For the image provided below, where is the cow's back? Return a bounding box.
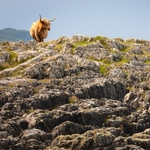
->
[30,22,37,40]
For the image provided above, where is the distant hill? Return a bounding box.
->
[0,28,32,42]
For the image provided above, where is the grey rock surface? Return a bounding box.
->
[0,35,150,149]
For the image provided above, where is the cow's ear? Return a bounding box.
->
[39,19,45,24]
[40,20,44,24]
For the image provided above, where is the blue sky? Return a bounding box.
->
[0,0,150,41]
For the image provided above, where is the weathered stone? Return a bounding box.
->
[0,49,10,64]
[107,39,126,50]
[0,35,150,149]
[51,128,115,149]
[74,44,108,60]
[20,128,49,142]
[51,121,94,139]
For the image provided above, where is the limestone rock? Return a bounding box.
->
[0,35,150,149]
[51,128,115,149]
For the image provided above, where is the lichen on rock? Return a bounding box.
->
[0,35,150,149]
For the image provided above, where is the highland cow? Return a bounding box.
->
[30,14,56,42]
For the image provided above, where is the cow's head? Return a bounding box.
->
[39,14,56,31]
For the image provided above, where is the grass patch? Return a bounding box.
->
[26,109,35,114]
[120,47,128,52]
[72,36,108,53]
[120,46,132,53]
[100,65,107,75]
[9,66,25,77]
[99,56,128,76]
[53,35,109,54]
[0,64,25,79]
[71,44,77,54]
[54,43,63,52]
[33,88,39,94]
[93,35,108,42]
[72,40,90,51]
[68,96,78,103]
[0,64,8,70]
[92,36,109,49]
[42,42,49,48]
[100,63,111,76]
[99,58,112,75]
[114,57,129,65]
[0,47,35,76]
[104,114,112,123]
[145,55,150,64]
[0,47,18,71]
[9,51,17,62]
[39,78,50,83]
[18,56,34,63]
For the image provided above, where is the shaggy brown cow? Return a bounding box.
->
[30,14,56,42]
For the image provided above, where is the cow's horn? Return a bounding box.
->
[50,16,56,22]
[39,14,42,21]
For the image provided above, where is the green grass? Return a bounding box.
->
[114,57,129,65]
[100,65,107,75]
[53,35,109,54]
[99,56,129,76]
[0,47,35,78]
[39,78,50,83]
[0,48,18,71]
[99,59,111,75]
[92,36,109,49]
[18,56,34,63]
[68,96,78,103]
[71,40,90,53]
[0,47,35,73]
[145,55,150,64]
[74,35,108,47]
[54,43,63,52]
[69,35,109,54]
[92,35,107,42]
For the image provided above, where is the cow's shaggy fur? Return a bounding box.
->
[30,15,56,42]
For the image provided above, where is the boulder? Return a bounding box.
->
[51,128,115,149]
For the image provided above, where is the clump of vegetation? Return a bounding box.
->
[41,42,49,48]
[0,47,35,78]
[0,47,18,71]
[33,87,39,94]
[100,65,108,76]
[11,65,25,77]
[114,57,129,66]
[39,78,50,83]
[71,35,109,54]
[92,36,108,47]
[68,96,78,103]
[54,43,63,52]
[18,56,34,64]
[52,35,110,55]
[144,54,150,64]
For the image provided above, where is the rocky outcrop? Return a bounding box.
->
[0,35,150,149]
